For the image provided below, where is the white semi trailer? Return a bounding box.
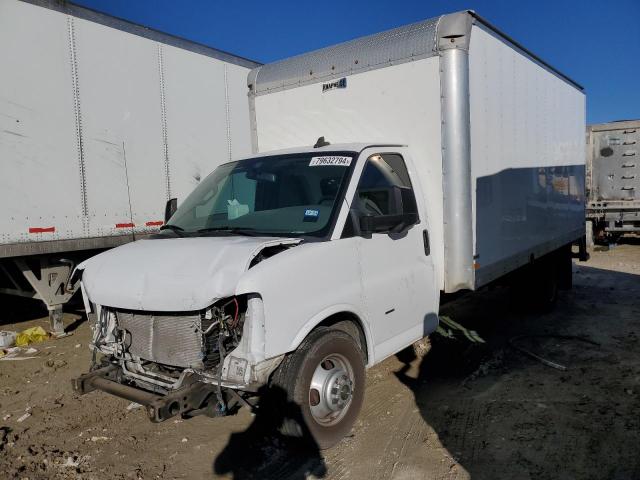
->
[73,11,587,448]
[586,119,640,242]
[0,0,258,332]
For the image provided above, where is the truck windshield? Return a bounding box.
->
[165,152,356,238]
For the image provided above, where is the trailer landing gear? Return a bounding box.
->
[48,306,65,337]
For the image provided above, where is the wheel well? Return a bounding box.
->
[315,312,369,364]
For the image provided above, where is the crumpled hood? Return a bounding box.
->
[79,236,300,311]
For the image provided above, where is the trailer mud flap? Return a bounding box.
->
[72,367,216,422]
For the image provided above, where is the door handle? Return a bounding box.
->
[423,229,430,256]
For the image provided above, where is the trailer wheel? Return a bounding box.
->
[608,233,622,245]
[271,327,365,449]
[593,221,607,245]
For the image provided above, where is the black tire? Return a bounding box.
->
[510,255,559,313]
[531,257,558,312]
[593,222,607,245]
[608,233,622,245]
[558,245,573,291]
[271,327,365,450]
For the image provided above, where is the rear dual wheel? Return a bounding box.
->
[511,254,560,313]
[271,327,365,449]
[532,260,558,312]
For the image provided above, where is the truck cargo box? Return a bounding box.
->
[247,10,586,293]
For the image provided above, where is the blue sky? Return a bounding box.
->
[75,0,639,124]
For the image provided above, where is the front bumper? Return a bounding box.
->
[72,365,218,422]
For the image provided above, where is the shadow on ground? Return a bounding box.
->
[0,294,50,326]
[394,264,640,480]
[213,385,327,480]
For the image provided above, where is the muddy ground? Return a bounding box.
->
[1,242,639,480]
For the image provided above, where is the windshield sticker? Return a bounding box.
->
[303,209,320,222]
[309,156,352,167]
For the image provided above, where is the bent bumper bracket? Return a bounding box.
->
[72,366,216,422]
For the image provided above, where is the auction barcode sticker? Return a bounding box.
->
[309,156,352,167]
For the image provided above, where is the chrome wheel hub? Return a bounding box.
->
[309,353,354,426]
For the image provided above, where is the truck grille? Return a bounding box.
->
[115,310,218,369]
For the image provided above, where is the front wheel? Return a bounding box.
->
[271,327,365,449]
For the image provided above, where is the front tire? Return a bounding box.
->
[271,327,365,449]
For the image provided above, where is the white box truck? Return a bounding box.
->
[73,11,586,448]
[0,0,258,332]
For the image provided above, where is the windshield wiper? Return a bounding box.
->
[159,224,186,237]
[196,226,258,236]
[160,224,184,232]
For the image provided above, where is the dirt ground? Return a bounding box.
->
[1,242,639,480]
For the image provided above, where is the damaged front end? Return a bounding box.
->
[73,294,279,422]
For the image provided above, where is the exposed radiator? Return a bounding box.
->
[115,310,216,369]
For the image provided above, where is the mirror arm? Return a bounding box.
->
[390,220,408,234]
[359,212,417,235]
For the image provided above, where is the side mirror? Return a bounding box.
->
[164,198,178,223]
[359,212,418,235]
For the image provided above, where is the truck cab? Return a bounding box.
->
[74,143,439,448]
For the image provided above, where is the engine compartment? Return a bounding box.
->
[90,297,247,395]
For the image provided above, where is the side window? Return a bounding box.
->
[355,153,417,217]
[342,153,418,238]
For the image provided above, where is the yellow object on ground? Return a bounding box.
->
[15,326,49,347]
[0,350,5,359]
